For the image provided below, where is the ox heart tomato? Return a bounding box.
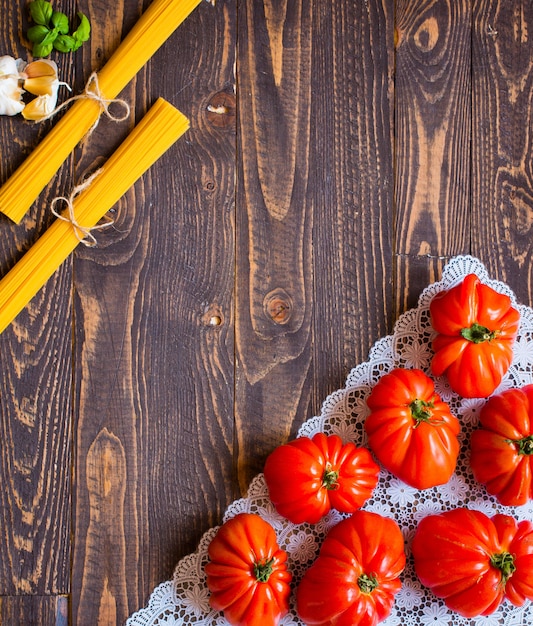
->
[430,273,520,398]
[263,432,379,524]
[470,385,533,506]
[364,367,460,489]
[296,510,406,626]
[204,513,292,626]
[412,508,533,617]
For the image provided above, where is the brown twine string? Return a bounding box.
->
[50,168,115,247]
[37,71,130,133]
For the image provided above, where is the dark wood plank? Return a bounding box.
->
[394,0,472,310]
[235,0,315,490]
[0,595,68,626]
[472,0,533,303]
[0,0,78,600]
[0,289,72,597]
[235,0,395,491]
[70,1,236,623]
[308,0,395,389]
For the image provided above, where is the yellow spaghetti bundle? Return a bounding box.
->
[0,98,189,335]
[0,0,202,223]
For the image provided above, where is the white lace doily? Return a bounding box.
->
[126,256,533,626]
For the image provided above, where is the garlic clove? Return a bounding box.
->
[21,93,57,121]
[22,59,59,96]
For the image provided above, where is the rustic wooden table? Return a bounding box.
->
[0,0,532,624]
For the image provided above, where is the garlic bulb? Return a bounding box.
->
[0,55,25,116]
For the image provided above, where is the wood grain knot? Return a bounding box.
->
[206,92,236,130]
[414,17,439,52]
[263,289,292,325]
[202,303,224,327]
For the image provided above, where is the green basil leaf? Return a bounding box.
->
[51,11,70,35]
[27,24,50,44]
[40,27,59,45]
[29,0,53,27]
[53,34,75,53]
[33,40,54,57]
[71,11,91,49]
[32,25,58,56]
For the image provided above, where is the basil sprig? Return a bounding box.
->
[27,1,91,57]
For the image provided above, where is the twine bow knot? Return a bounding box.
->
[38,71,130,133]
[82,72,131,131]
[50,169,114,247]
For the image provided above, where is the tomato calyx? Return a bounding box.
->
[253,557,275,583]
[507,434,533,456]
[357,572,379,594]
[322,463,340,490]
[460,322,498,344]
[409,398,438,427]
[490,551,516,584]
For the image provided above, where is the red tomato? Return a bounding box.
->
[430,273,520,398]
[205,513,292,626]
[364,368,460,489]
[470,385,533,506]
[263,432,380,524]
[412,508,533,617]
[296,510,406,626]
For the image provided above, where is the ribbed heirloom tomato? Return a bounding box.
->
[263,432,380,524]
[205,513,292,626]
[430,273,520,398]
[364,367,460,489]
[412,508,533,617]
[470,385,533,506]
[296,510,406,626]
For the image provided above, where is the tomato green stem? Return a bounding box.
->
[461,322,497,344]
[490,551,516,583]
[409,398,434,426]
[358,573,379,594]
[505,434,533,455]
[322,464,340,490]
[253,557,274,583]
